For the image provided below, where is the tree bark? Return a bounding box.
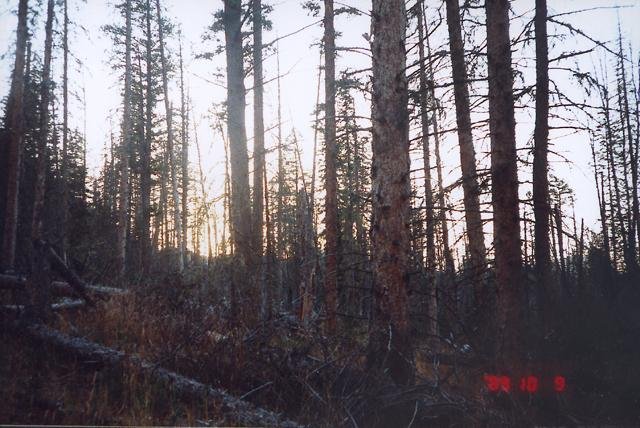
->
[485,0,523,363]
[323,0,338,333]
[224,0,253,270]
[31,0,55,241]
[179,34,189,262]
[368,0,413,386]
[444,0,486,292]
[252,0,265,260]
[1,0,29,272]
[532,0,552,311]
[61,0,69,259]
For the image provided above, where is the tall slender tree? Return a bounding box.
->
[252,0,265,261]
[485,0,523,362]
[532,0,552,302]
[156,0,184,271]
[116,0,134,279]
[323,0,338,332]
[32,0,55,240]
[179,32,189,260]
[140,0,154,274]
[444,0,486,291]
[368,0,413,386]
[416,1,437,338]
[61,0,70,258]
[224,0,253,270]
[1,0,29,272]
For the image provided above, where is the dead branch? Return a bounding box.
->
[10,322,303,428]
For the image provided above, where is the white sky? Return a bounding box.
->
[1,0,639,255]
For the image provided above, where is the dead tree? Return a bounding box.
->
[1,0,29,272]
[444,0,486,293]
[323,0,338,332]
[156,0,185,271]
[368,0,413,386]
[485,0,523,363]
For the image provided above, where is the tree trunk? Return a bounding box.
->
[252,0,265,260]
[444,0,486,292]
[323,0,338,333]
[618,33,639,271]
[532,0,552,312]
[61,0,69,259]
[140,0,153,275]
[156,0,184,271]
[416,1,437,339]
[31,0,55,241]
[485,0,523,363]
[368,0,413,386]
[116,0,133,280]
[1,0,29,272]
[224,0,253,271]
[179,34,189,263]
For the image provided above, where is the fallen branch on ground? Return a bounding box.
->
[0,274,127,298]
[9,322,303,427]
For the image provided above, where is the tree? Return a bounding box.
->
[368,0,413,386]
[485,0,523,362]
[116,0,134,279]
[61,0,70,259]
[179,32,189,263]
[224,0,253,271]
[31,0,55,240]
[252,0,265,262]
[156,0,184,271]
[415,1,437,338]
[140,0,154,275]
[444,0,486,292]
[323,0,338,332]
[532,0,552,304]
[1,0,29,272]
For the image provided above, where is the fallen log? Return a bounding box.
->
[40,241,96,307]
[0,274,127,298]
[14,323,303,427]
[2,298,86,314]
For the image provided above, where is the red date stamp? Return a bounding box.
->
[483,374,566,393]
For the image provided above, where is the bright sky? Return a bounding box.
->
[1,0,639,255]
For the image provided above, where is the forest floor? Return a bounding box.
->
[2,276,640,426]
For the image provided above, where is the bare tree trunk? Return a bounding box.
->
[116,0,133,280]
[368,0,413,386]
[32,0,55,241]
[416,2,437,338]
[179,33,189,263]
[224,0,253,271]
[156,0,184,271]
[554,203,566,293]
[532,0,552,314]
[323,0,338,333]
[485,0,523,363]
[61,0,69,259]
[275,45,284,309]
[444,0,486,291]
[252,0,265,260]
[141,0,153,274]
[423,10,454,278]
[193,111,212,264]
[618,32,639,271]
[310,48,322,255]
[1,0,29,272]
